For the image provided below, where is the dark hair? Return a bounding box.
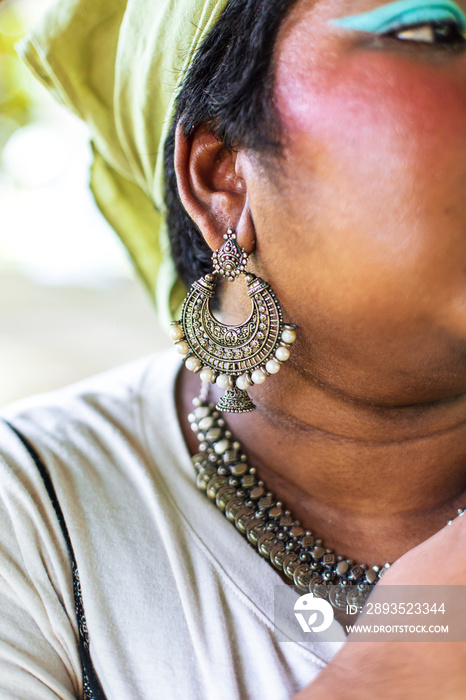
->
[163,0,299,289]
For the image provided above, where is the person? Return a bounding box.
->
[1,0,466,697]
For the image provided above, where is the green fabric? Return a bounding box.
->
[18,0,229,329]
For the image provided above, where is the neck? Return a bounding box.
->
[177,362,466,567]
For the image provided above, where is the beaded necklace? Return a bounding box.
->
[188,393,466,613]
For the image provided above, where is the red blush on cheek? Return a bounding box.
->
[275,46,466,171]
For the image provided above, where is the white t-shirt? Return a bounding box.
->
[0,349,345,700]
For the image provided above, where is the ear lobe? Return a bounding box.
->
[174,123,254,253]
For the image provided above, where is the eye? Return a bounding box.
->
[389,21,466,45]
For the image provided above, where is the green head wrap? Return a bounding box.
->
[19,0,230,329]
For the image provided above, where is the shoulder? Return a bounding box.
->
[0,348,184,516]
[0,348,180,455]
[2,352,154,433]
[0,346,184,580]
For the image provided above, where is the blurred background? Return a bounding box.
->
[0,0,170,407]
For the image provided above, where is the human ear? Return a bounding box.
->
[174,122,255,254]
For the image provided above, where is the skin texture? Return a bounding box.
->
[174,0,466,695]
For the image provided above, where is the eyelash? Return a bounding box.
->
[387,21,466,46]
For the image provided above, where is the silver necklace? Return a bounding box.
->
[188,392,466,613]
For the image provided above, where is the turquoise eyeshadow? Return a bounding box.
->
[330,0,466,34]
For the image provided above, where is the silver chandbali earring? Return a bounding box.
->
[170,229,297,414]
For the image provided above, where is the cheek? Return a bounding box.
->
[273,49,466,325]
[276,49,466,173]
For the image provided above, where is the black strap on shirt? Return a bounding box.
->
[3,420,108,700]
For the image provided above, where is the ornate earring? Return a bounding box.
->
[170,229,297,414]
